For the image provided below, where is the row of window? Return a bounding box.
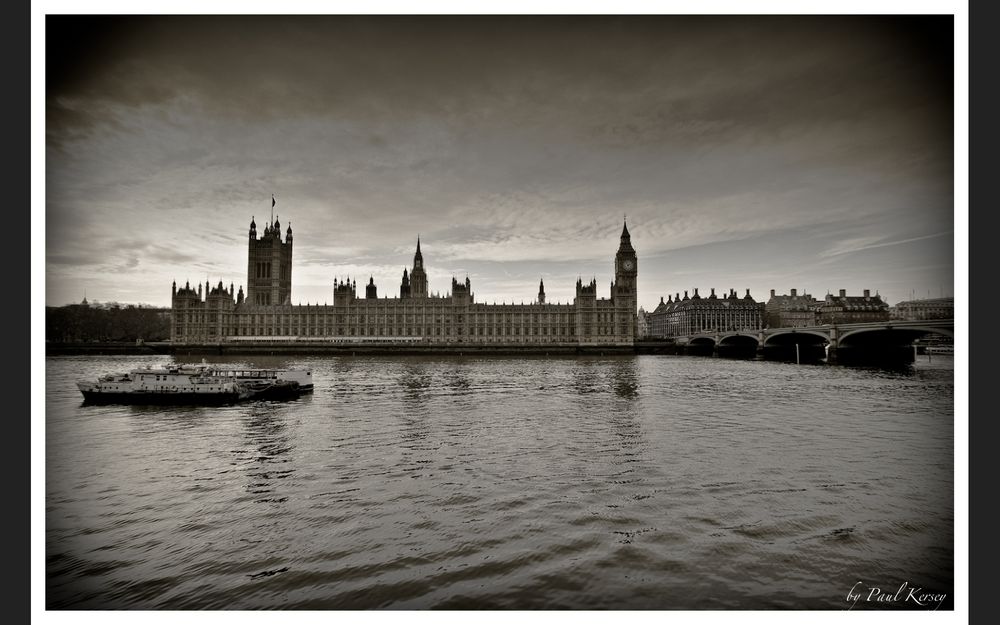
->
[180,325,622,336]
[253,261,272,279]
[176,325,633,338]
[655,315,762,322]
[178,317,608,329]
[216,312,626,324]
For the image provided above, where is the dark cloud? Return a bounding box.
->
[47,16,951,139]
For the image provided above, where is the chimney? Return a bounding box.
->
[770,289,775,298]
[863,289,870,298]
[790,288,797,296]
[710,288,715,296]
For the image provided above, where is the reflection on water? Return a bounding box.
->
[610,358,640,400]
[47,354,953,609]
[126,404,209,433]
[400,364,432,405]
[239,405,294,505]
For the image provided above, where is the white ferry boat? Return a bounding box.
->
[77,363,312,404]
[171,362,314,391]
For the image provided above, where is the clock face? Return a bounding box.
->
[623,259,634,271]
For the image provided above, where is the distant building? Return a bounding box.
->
[648,288,764,338]
[636,307,651,338]
[171,215,639,346]
[649,297,669,338]
[817,289,889,324]
[891,297,953,320]
[765,289,819,328]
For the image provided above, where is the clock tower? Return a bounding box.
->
[614,219,638,343]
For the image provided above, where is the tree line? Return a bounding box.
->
[46,305,171,343]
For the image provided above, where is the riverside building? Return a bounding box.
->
[171,216,639,347]
[764,289,819,328]
[891,296,953,321]
[817,289,890,324]
[648,288,764,338]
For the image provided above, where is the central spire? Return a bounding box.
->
[617,218,635,254]
[410,235,428,297]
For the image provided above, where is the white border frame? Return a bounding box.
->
[32,2,970,624]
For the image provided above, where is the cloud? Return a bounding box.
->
[45,15,954,308]
[819,231,953,259]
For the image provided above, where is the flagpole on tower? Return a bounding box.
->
[271,194,275,226]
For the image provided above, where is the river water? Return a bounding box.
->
[45,354,954,609]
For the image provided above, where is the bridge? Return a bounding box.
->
[674,319,954,362]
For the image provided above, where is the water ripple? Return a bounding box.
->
[46,354,954,609]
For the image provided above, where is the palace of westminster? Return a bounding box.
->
[170,214,640,346]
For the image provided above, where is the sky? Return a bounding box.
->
[45,15,955,310]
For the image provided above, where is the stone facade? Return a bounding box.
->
[636,307,650,338]
[765,289,819,328]
[246,216,292,306]
[891,297,953,321]
[171,218,639,347]
[817,289,889,324]
[648,288,764,338]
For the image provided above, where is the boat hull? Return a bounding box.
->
[80,390,245,405]
[244,381,307,400]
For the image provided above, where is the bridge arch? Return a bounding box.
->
[717,333,760,347]
[762,330,830,346]
[687,335,717,347]
[839,325,954,343]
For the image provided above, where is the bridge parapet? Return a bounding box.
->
[662,319,953,362]
[670,319,953,347]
